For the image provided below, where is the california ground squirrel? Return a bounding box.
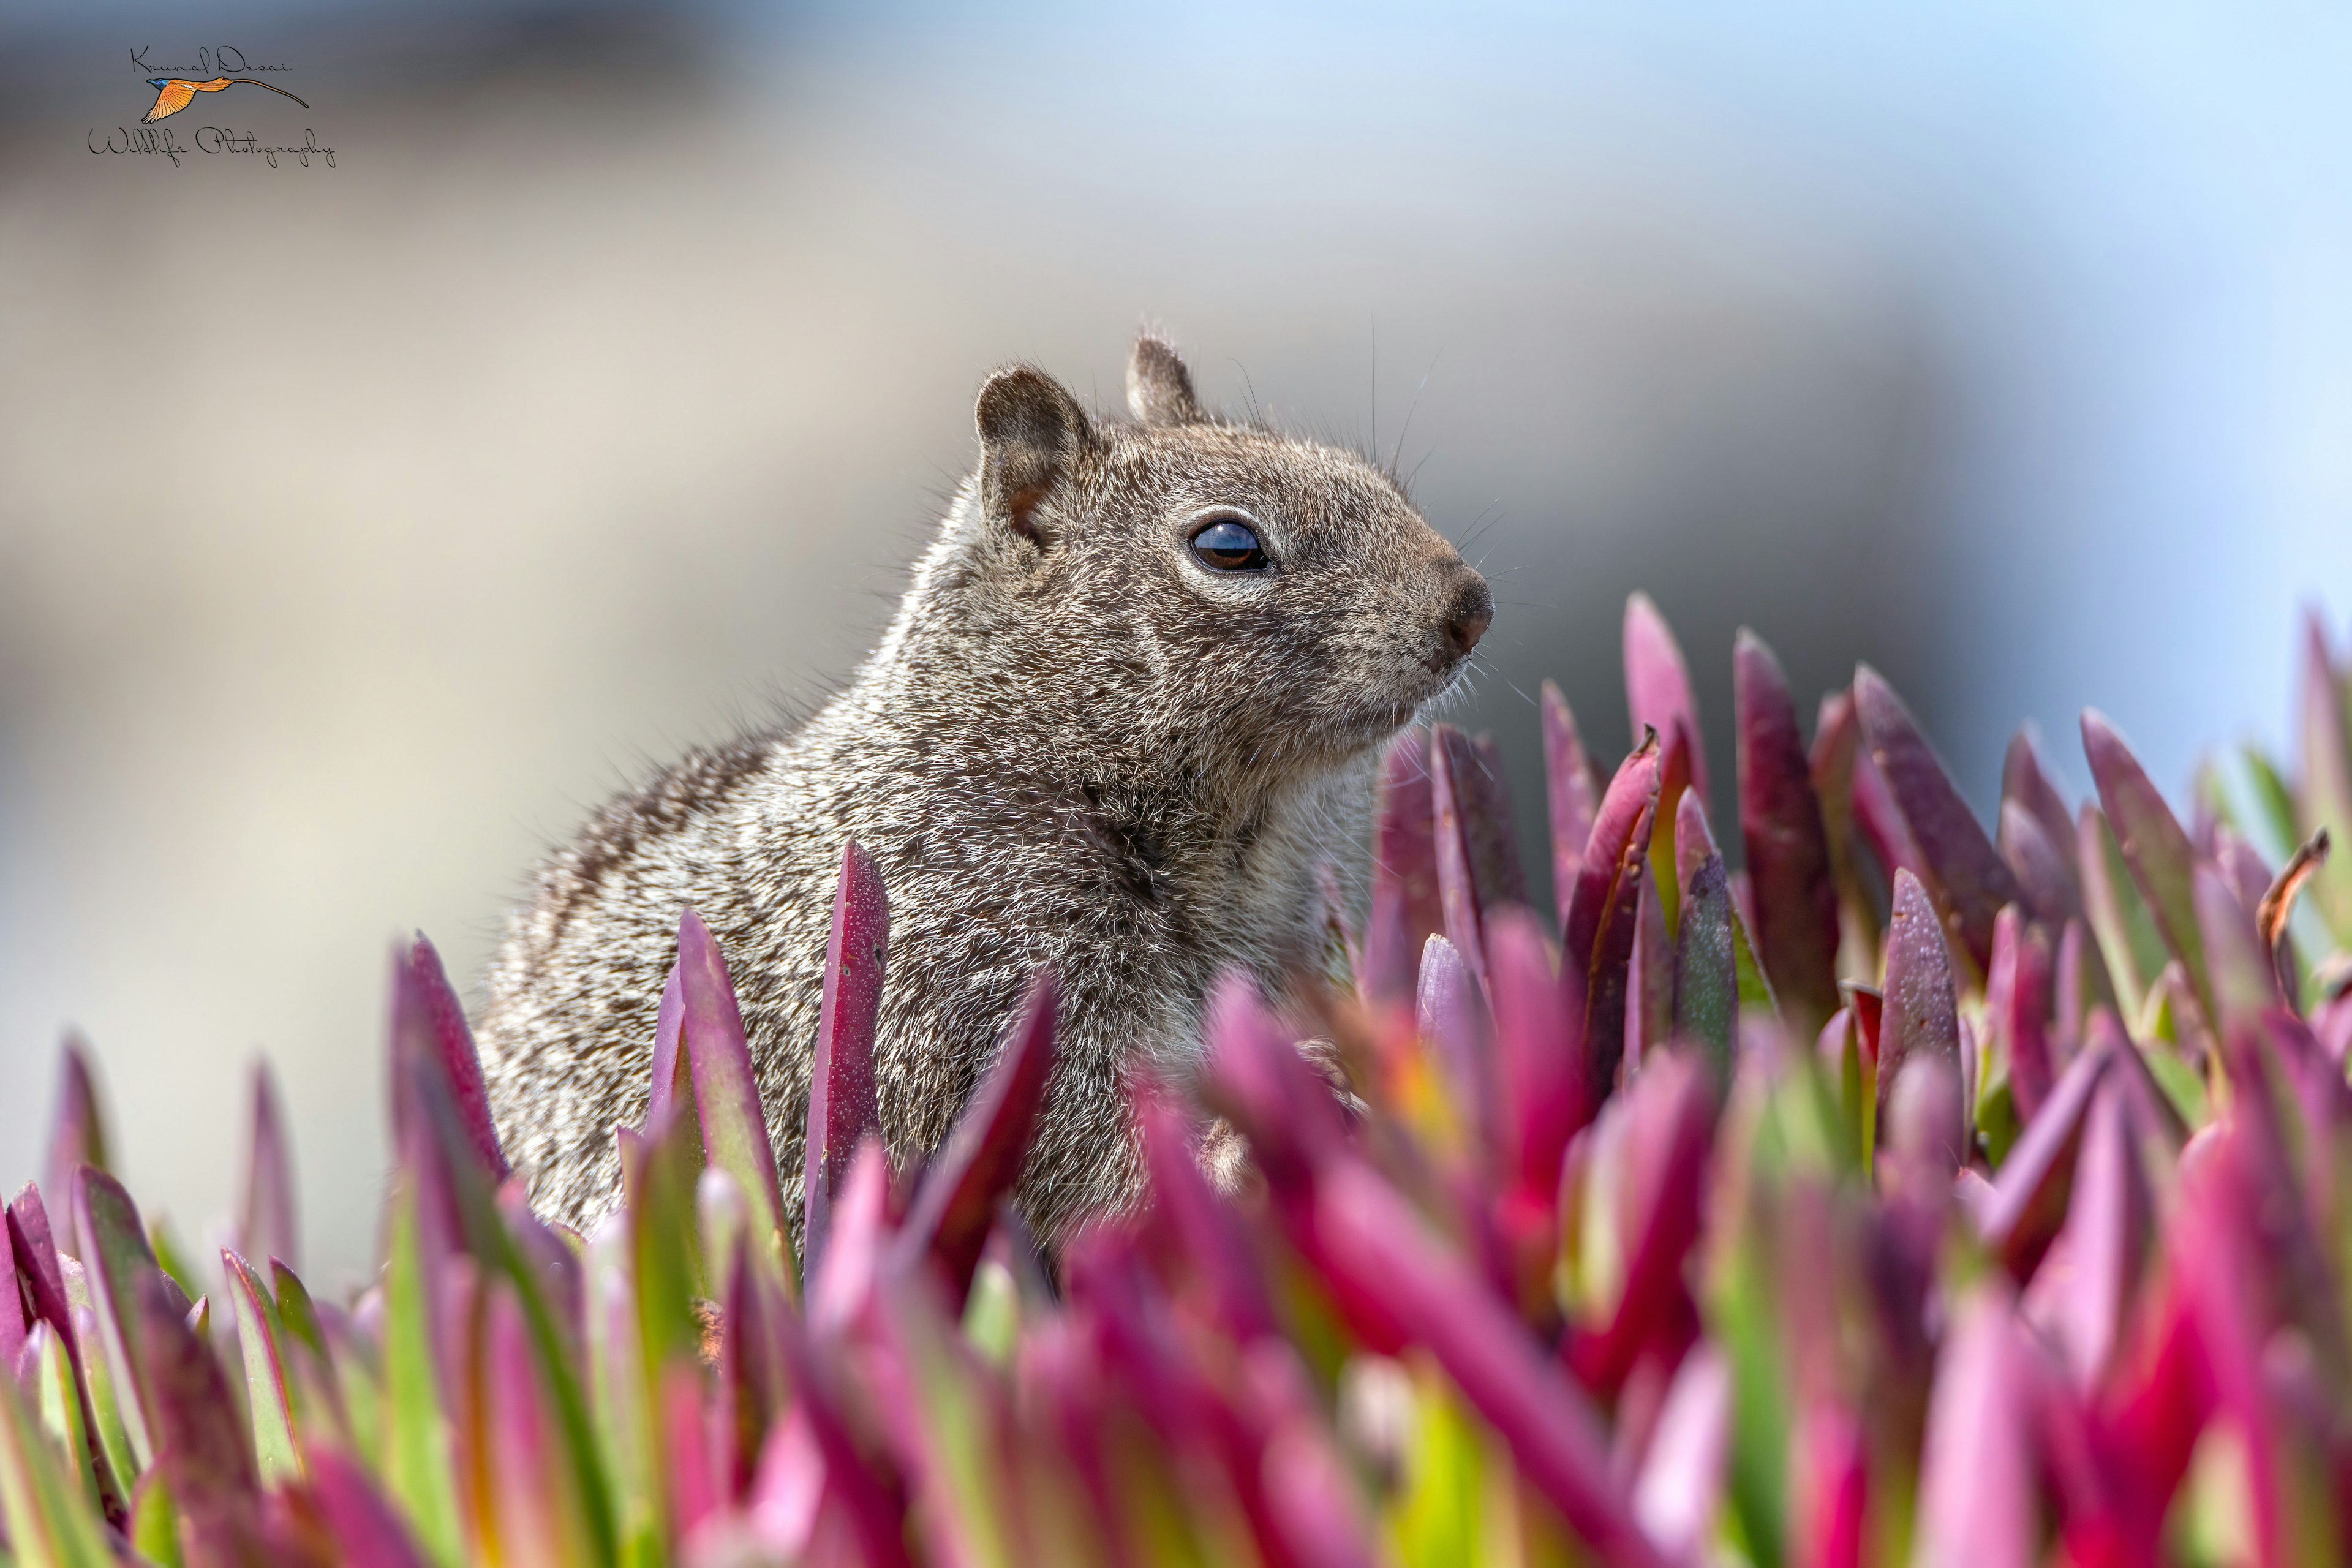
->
[476,331,1494,1241]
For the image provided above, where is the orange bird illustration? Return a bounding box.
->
[142,77,309,124]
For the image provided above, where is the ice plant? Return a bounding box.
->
[7,598,2352,1567]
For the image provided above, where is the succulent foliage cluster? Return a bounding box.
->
[6,598,2352,1567]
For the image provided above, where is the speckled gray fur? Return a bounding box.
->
[476,331,1493,1243]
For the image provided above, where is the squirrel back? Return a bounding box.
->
[476,330,1494,1240]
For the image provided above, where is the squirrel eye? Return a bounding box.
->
[1189,516,1269,573]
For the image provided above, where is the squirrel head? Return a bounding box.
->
[895,331,1492,790]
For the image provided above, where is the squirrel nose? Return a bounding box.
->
[1444,571,1494,657]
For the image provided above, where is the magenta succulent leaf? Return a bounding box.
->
[42,1036,109,1238]
[675,908,794,1288]
[389,933,511,1184]
[1137,1092,1278,1346]
[136,1268,266,1560]
[645,960,692,1139]
[1363,728,1442,1005]
[304,1450,437,1568]
[72,1166,163,1469]
[1431,725,1491,994]
[1416,934,1496,1155]
[2082,712,2215,1031]
[1485,908,1588,1218]
[1913,1287,2042,1568]
[1565,1049,1715,1400]
[2192,863,2277,1031]
[1996,801,2080,932]
[1985,907,2055,1124]
[1877,871,1962,1123]
[769,1301,915,1568]
[895,969,1058,1308]
[1733,630,1842,1035]
[1543,681,1604,933]
[1467,732,1529,910]
[2019,1072,2152,1389]
[1855,666,2021,974]
[2001,731,2079,881]
[1562,735,1662,1116]
[1313,1158,1668,1567]
[1624,591,1710,809]
[240,1060,300,1275]
[0,1215,21,1372]
[806,839,889,1266]
[1975,1041,2109,1280]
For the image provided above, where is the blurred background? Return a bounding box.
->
[4,0,2349,1285]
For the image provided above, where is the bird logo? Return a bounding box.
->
[141,77,309,125]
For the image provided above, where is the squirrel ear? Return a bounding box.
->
[976,365,1093,543]
[1126,331,1203,425]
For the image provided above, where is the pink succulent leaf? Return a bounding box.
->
[137,1268,266,1553]
[2192,864,2278,1033]
[1790,1401,1868,1568]
[1261,1415,1381,1568]
[1631,1346,1730,1563]
[0,1206,24,1373]
[1733,629,1842,1035]
[2081,711,2215,1029]
[1624,591,1711,807]
[895,970,1058,1308]
[2211,825,2274,917]
[2001,731,2081,899]
[1996,801,2081,932]
[676,909,794,1286]
[1485,908,1588,1215]
[1467,731,1531,911]
[1563,736,1662,1115]
[1565,1050,1714,1398]
[806,840,889,1265]
[1430,725,1491,995]
[1543,681,1604,933]
[1878,870,1962,1125]
[1203,973,1351,1203]
[220,1249,300,1485]
[304,1449,437,1568]
[1850,739,1931,911]
[4,1180,120,1528]
[1313,1159,1669,1567]
[1364,729,1442,1005]
[1139,1093,1279,1346]
[1855,667,2021,974]
[389,934,511,1184]
[1914,1287,2042,1568]
[663,1360,724,1541]
[2019,1073,2152,1390]
[42,1036,110,1237]
[2210,1026,2352,1387]
[809,1138,892,1340]
[745,1406,826,1556]
[771,1291,917,1568]
[239,1061,300,1276]
[1985,907,2056,1125]
[1976,1041,2111,1280]
[1416,934,1496,1156]
[645,960,691,1134]
[479,1283,597,1568]
[73,1166,162,1468]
